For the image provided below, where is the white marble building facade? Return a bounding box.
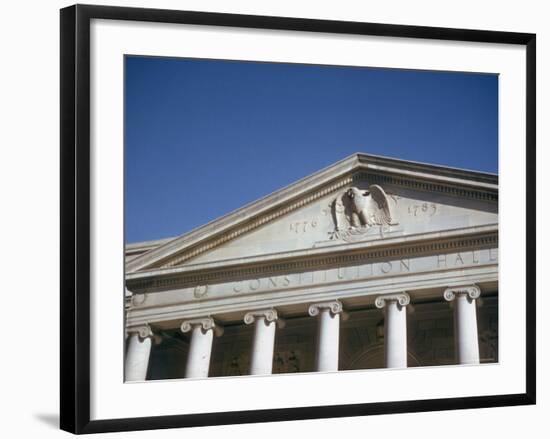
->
[124,154,498,381]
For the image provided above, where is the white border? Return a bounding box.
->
[90,19,526,420]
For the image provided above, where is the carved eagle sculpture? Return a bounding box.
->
[332,185,397,232]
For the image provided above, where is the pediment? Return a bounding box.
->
[126,154,497,273]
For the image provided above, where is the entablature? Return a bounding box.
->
[126,224,497,294]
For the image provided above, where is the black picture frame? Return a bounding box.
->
[60,4,536,434]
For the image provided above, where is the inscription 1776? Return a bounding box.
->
[289,219,318,234]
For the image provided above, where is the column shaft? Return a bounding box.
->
[384,301,407,368]
[375,293,410,369]
[454,294,480,364]
[185,325,214,378]
[444,286,481,365]
[250,317,276,375]
[315,309,340,372]
[125,333,152,381]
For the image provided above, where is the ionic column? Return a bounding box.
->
[308,300,347,372]
[244,309,285,375]
[181,317,223,378]
[125,325,154,381]
[375,293,410,369]
[444,285,481,365]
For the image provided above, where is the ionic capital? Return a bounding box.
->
[308,300,346,318]
[444,285,481,302]
[375,292,410,309]
[244,309,285,328]
[127,324,154,340]
[180,317,224,337]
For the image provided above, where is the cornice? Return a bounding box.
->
[355,153,498,187]
[126,154,498,273]
[126,236,176,255]
[161,174,356,269]
[125,155,359,273]
[126,224,498,293]
[364,171,497,202]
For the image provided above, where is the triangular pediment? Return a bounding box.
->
[126,153,497,273]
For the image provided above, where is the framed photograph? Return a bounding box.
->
[60,4,536,434]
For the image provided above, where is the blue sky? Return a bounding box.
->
[125,56,498,243]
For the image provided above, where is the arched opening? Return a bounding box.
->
[347,344,421,370]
